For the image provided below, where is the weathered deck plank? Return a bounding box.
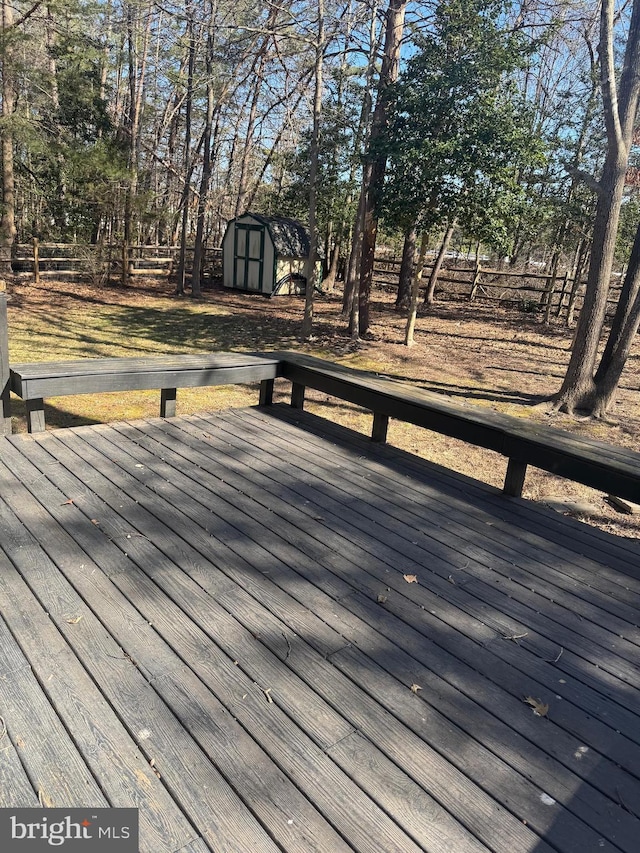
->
[232,406,640,645]
[0,445,347,853]
[0,407,638,853]
[51,422,640,842]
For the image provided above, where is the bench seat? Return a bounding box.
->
[276,351,640,503]
[8,352,280,433]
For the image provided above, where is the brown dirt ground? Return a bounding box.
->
[5,275,640,543]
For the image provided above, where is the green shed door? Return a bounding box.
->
[234,224,264,291]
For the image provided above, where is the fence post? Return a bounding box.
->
[121,242,129,286]
[555,271,570,318]
[0,290,11,435]
[468,262,482,301]
[32,237,40,284]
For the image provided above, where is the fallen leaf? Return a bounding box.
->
[403,574,418,584]
[524,696,549,717]
[91,519,100,525]
[376,594,388,604]
[66,615,83,625]
[61,498,75,506]
[410,684,422,693]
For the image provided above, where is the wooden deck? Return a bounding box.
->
[0,404,639,853]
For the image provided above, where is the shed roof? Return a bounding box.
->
[245,213,310,258]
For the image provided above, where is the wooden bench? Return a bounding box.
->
[275,351,640,503]
[7,352,279,433]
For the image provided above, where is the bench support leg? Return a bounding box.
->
[26,398,46,433]
[1,385,10,435]
[504,458,527,497]
[160,388,177,418]
[371,412,389,443]
[291,382,305,410]
[259,378,274,406]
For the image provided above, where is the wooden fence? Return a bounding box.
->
[373,256,623,323]
[9,242,624,325]
[12,241,223,284]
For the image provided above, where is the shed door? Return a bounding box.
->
[234,224,264,291]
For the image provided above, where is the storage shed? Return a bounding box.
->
[222,212,313,296]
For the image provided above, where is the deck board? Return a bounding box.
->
[0,406,638,852]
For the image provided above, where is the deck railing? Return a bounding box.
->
[2,340,639,506]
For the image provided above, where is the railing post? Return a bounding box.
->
[1,290,11,435]
[291,382,305,409]
[371,412,389,443]
[504,458,527,497]
[160,387,177,418]
[259,378,274,406]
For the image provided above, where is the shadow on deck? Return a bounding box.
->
[0,405,638,852]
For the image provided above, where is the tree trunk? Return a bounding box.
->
[423,222,455,306]
[565,238,589,327]
[357,0,407,336]
[554,157,630,411]
[192,2,218,299]
[552,0,640,414]
[322,237,341,291]
[301,0,324,340]
[234,7,277,217]
[396,225,417,311]
[176,4,196,296]
[0,0,16,277]
[589,221,640,414]
[342,2,380,322]
[404,231,429,346]
[123,1,152,285]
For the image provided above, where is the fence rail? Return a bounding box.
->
[9,242,624,325]
[11,241,223,283]
[373,256,623,323]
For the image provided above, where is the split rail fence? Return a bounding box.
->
[11,241,223,284]
[373,256,624,324]
[8,241,625,325]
